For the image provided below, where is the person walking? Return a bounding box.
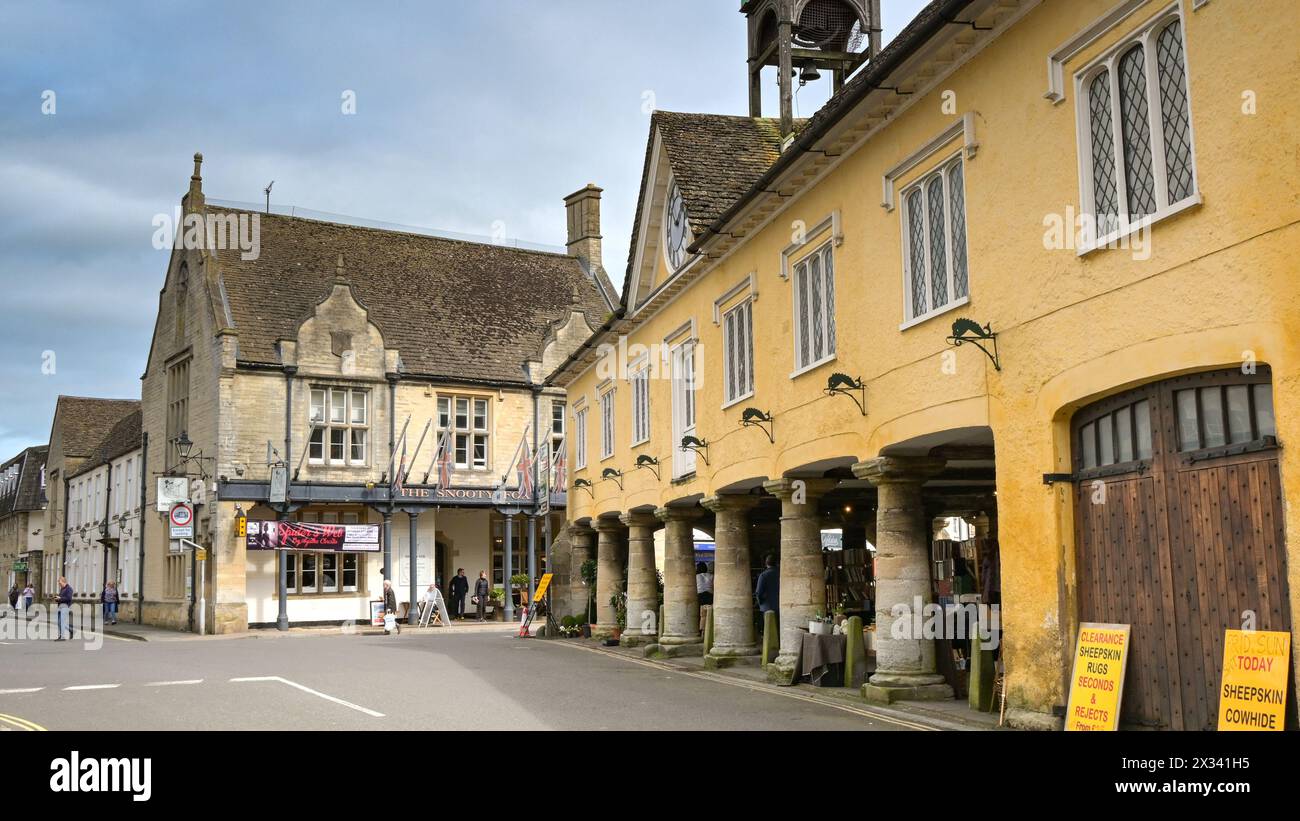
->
[449,568,469,621]
[22,583,35,613]
[7,584,18,615]
[101,581,119,625]
[382,579,399,635]
[56,576,74,641]
[755,554,779,638]
[474,570,490,622]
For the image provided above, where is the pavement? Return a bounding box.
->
[0,618,1001,731]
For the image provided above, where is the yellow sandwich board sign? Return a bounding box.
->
[1217,629,1290,731]
[533,573,553,603]
[1065,622,1131,731]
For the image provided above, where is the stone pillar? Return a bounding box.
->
[567,523,596,622]
[592,516,624,640]
[654,505,703,654]
[853,456,951,702]
[550,522,573,620]
[702,494,760,666]
[761,478,838,684]
[620,510,660,646]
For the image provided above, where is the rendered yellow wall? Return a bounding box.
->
[565,0,1300,721]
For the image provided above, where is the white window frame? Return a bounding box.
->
[630,362,651,447]
[790,239,837,377]
[1073,6,1200,255]
[899,154,970,329]
[599,388,616,461]
[721,298,755,408]
[308,387,370,467]
[437,394,491,471]
[670,339,698,479]
[573,405,588,471]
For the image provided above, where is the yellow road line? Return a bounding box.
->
[0,713,46,731]
[548,640,937,731]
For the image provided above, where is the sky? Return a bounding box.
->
[0,0,930,457]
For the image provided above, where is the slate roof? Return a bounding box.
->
[208,209,615,384]
[0,446,47,517]
[51,397,141,460]
[68,410,142,480]
[622,111,799,302]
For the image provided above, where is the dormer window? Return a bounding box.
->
[664,180,689,271]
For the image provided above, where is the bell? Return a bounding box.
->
[798,64,822,85]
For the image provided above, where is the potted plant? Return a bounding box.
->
[579,558,597,635]
[510,573,530,611]
[489,587,506,620]
[809,611,833,636]
[558,615,583,638]
[833,602,847,626]
[610,591,627,639]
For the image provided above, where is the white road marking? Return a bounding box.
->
[144,679,203,687]
[0,688,44,694]
[63,684,120,691]
[230,676,385,718]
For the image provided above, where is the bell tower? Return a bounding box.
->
[742,0,881,144]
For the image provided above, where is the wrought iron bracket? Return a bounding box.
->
[600,468,624,491]
[680,436,710,466]
[824,374,866,416]
[634,454,661,481]
[740,408,775,443]
[947,318,1001,371]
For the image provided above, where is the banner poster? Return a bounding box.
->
[246,521,381,552]
[1064,622,1131,731]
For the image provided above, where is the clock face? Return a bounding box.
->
[664,181,689,270]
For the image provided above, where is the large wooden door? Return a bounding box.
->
[1072,367,1290,730]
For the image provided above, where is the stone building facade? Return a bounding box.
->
[0,446,47,592]
[138,157,616,632]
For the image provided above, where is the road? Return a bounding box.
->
[0,627,914,731]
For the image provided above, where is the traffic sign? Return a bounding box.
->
[169,503,194,539]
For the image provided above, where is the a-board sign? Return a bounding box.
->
[1064,622,1131,731]
[1217,629,1290,731]
[533,572,553,603]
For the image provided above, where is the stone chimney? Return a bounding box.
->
[564,184,603,271]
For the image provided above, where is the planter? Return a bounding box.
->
[809,620,832,636]
[581,624,592,638]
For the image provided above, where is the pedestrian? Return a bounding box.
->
[696,561,714,606]
[56,576,74,641]
[449,567,469,620]
[102,581,119,625]
[474,570,490,622]
[7,584,17,615]
[22,582,35,612]
[382,579,399,635]
[755,554,779,636]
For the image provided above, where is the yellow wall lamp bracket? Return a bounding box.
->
[740,408,775,443]
[634,454,661,481]
[947,318,1001,371]
[824,374,866,416]
[601,468,625,491]
[680,436,710,466]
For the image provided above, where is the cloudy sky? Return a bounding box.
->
[0,0,929,457]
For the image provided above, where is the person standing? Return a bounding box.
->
[7,584,18,614]
[695,561,714,606]
[449,568,469,621]
[382,579,399,635]
[474,570,490,622]
[22,583,35,613]
[102,581,119,625]
[56,576,74,641]
[755,554,779,637]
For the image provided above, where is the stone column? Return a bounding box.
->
[592,516,625,640]
[654,505,703,655]
[853,456,951,702]
[568,522,596,622]
[620,510,660,646]
[702,494,760,666]
[550,523,573,620]
[761,478,838,685]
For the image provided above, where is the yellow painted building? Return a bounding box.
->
[549,0,1300,729]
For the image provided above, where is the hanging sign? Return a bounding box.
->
[1064,622,1131,731]
[157,477,189,511]
[246,521,380,552]
[1217,629,1290,731]
[169,503,195,540]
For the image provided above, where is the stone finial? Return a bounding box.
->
[335,252,347,282]
[184,152,205,212]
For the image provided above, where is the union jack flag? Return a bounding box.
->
[392,451,406,495]
[434,429,453,490]
[517,445,533,499]
[552,445,566,488]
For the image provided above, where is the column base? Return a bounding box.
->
[658,633,702,646]
[645,642,704,659]
[766,654,799,686]
[591,624,619,641]
[620,632,657,648]
[704,651,760,670]
[861,672,954,704]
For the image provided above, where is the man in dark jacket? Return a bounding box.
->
[382,580,399,634]
[449,568,470,621]
[755,553,779,622]
[56,576,74,640]
[474,571,491,622]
